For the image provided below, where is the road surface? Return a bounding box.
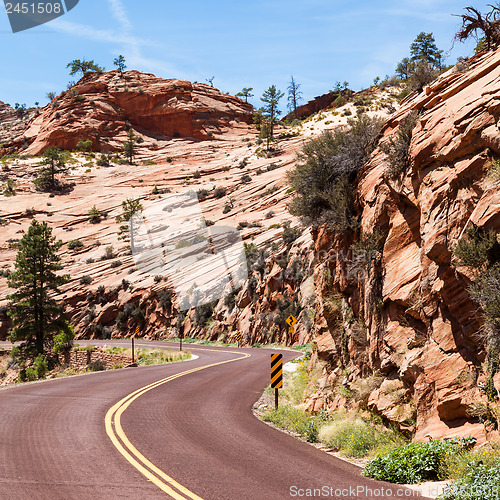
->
[0,341,429,499]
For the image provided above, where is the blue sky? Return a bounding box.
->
[0,1,491,110]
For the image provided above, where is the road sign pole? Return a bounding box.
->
[180,337,183,351]
[271,353,283,410]
[132,336,135,364]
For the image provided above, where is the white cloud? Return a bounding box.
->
[49,1,181,78]
[108,0,132,33]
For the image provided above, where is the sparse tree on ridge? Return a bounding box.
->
[395,58,415,80]
[454,5,500,51]
[7,220,71,361]
[410,32,444,69]
[287,76,303,117]
[206,76,215,87]
[67,59,105,78]
[114,55,127,76]
[260,85,284,150]
[46,92,56,101]
[236,87,254,103]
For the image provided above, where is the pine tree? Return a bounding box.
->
[410,32,444,69]
[7,220,71,359]
[236,87,254,103]
[66,59,104,77]
[114,55,127,76]
[122,129,137,164]
[34,146,69,191]
[260,85,284,150]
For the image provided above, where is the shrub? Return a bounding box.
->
[318,418,379,457]
[380,111,418,176]
[68,239,84,250]
[197,189,209,200]
[213,187,227,198]
[110,260,122,269]
[193,170,201,179]
[24,354,49,381]
[288,115,383,232]
[241,174,252,183]
[364,440,460,484]
[87,205,102,223]
[96,153,110,167]
[87,359,106,372]
[282,221,301,245]
[80,275,93,285]
[409,61,438,93]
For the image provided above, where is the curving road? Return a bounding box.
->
[0,341,429,499]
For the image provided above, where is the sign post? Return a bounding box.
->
[179,330,184,352]
[271,353,283,409]
[132,326,139,364]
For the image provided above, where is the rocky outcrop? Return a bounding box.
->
[4,71,254,155]
[301,48,500,443]
[0,101,33,145]
[285,91,339,121]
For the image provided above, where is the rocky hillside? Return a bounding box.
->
[216,47,500,444]
[2,48,499,444]
[2,71,254,155]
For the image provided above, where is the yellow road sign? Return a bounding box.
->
[285,315,297,327]
[271,353,283,389]
[236,331,242,343]
[288,327,294,334]
[135,326,139,336]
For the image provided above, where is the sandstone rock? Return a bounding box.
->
[4,71,254,155]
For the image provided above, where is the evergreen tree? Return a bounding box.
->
[113,55,127,75]
[66,59,104,78]
[236,87,254,103]
[7,220,71,359]
[287,76,303,117]
[122,129,137,164]
[116,197,143,247]
[410,32,444,69]
[34,146,69,191]
[260,85,284,150]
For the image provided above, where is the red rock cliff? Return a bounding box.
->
[11,71,254,154]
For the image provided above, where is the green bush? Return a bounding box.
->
[262,404,311,436]
[67,239,83,249]
[287,115,383,232]
[318,418,380,457]
[364,440,459,484]
[380,111,418,176]
[24,354,48,381]
[441,463,500,500]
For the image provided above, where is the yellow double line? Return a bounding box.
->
[105,350,250,499]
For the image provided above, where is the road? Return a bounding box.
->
[0,341,429,499]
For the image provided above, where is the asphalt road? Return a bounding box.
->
[0,341,429,499]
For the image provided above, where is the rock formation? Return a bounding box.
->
[3,71,254,155]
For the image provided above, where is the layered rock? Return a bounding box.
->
[303,48,500,443]
[4,71,254,155]
[0,101,33,145]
